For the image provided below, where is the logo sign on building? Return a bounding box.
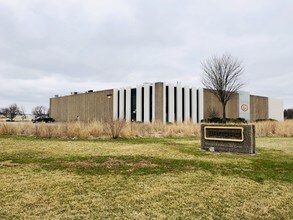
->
[239,91,250,121]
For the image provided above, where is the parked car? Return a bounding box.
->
[32,116,55,123]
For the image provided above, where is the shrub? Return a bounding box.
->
[201,117,247,124]
[255,118,277,122]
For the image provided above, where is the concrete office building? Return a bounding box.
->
[50,82,284,123]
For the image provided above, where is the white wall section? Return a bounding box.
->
[198,88,204,122]
[119,88,125,120]
[168,84,175,123]
[269,98,284,121]
[191,87,197,124]
[113,89,118,120]
[176,83,182,122]
[238,91,250,121]
[144,83,150,123]
[184,86,190,122]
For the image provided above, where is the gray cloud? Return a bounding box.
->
[0,0,292,112]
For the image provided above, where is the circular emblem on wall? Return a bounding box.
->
[241,104,248,112]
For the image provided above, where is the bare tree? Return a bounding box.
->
[201,53,244,121]
[103,119,126,139]
[20,106,27,120]
[32,106,48,117]
[0,104,22,121]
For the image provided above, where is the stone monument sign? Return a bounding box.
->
[201,124,256,154]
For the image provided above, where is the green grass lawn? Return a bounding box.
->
[0,135,292,219]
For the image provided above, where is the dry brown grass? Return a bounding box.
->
[0,121,201,139]
[0,136,292,219]
[0,120,292,139]
[253,120,293,137]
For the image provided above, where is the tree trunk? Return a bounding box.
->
[222,103,226,123]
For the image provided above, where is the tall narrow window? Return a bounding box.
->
[189,88,192,119]
[196,89,199,123]
[117,90,120,119]
[182,88,185,121]
[150,86,153,122]
[124,89,126,119]
[131,88,136,121]
[174,87,177,121]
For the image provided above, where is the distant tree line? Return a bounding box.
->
[284,109,293,119]
[0,104,48,121]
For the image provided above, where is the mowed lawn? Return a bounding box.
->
[0,136,292,219]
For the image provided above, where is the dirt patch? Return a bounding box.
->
[0,160,20,167]
[50,159,158,168]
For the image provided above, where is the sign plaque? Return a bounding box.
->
[204,126,244,142]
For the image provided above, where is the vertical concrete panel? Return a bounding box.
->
[154,82,166,123]
[125,87,131,122]
[62,97,68,122]
[80,94,86,121]
[198,88,204,122]
[250,95,268,121]
[144,83,150,123]
[269,98,284,121]
[184,86,190,122]
[239,91,250,121]
[191,87,197,124]
[203,89,221,119]
[176,84,182,123]
[113,89,118,120]
[168,84,175,123]
[89,93,96,122]
[203,89,238,119]
[74,94,83,122]
[136,85,142,122]
[99,89,113,121]
[49,98,57,120]
[226,93,239,119]
[119,88,125,120]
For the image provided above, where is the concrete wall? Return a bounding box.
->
[50,89,113,122]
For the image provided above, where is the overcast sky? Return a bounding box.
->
[0,0,292,113]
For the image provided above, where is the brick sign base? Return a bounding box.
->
[201,124,256,154]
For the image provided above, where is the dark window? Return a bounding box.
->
[150,86,153,122]
[131,88,136,121]
[182,88,185,121]
[197,89,199,123]
[117,90,120,119]
[124,89,126,119]
[189,89,192,119]
[166,86,169,122]
[174,87,177,121]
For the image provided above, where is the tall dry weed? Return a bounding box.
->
[0,120,292,139]
[253,120,293,137]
